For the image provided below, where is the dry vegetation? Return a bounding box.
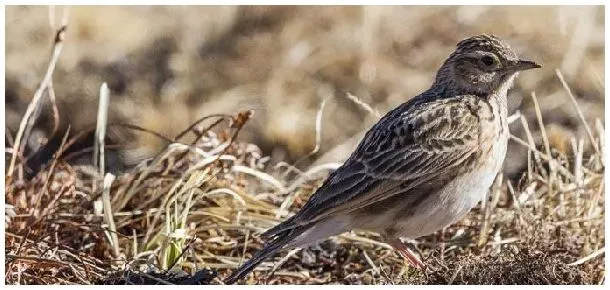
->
[4,95,605,284]
[4,5,606,285]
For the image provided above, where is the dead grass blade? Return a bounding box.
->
[7,22,68,177]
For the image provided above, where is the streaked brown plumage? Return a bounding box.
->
[224,34,540,284]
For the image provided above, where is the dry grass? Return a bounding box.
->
[5,88,605,285]
[4,5,605,285]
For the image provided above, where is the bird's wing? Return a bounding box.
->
[265,95,484,237]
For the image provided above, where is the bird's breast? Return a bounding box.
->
[385,104,509,239]
[388,135,507,239]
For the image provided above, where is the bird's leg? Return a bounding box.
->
[388,238,424,270]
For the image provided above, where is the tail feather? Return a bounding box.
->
[224,227,305,284]
[260,215,297,240]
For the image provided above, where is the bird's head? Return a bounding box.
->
[434,34,541,96]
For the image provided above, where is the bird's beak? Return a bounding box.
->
[508,59,542,72]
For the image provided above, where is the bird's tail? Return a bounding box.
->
[223,227,305,284]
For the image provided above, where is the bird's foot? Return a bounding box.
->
[389,238,424,270]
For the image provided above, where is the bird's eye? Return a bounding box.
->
[480,55,497,67]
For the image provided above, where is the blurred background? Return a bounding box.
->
[5,6,605,179]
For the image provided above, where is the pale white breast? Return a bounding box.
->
[390,135,507,239]
[391,98,509,239]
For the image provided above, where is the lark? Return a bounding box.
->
[224,34,540,284]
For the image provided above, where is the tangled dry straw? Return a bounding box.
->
[5,90,605,284]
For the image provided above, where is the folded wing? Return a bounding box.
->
[264,94,483,239]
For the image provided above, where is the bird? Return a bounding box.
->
[224,34,541,284]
